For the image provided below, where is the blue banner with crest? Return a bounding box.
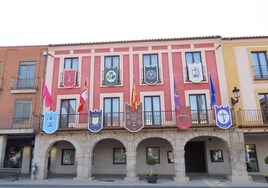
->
[43,111,58,134]
[215,106,232,129]
[88,110,103,133]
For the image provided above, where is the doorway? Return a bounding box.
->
[185,141,206,173]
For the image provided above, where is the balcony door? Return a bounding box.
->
[103,97,120,127]
[144,96,161,126]
[189,94,208,124]
[17,62,36,88]
[60,99,76,128]
[259,93,268,124]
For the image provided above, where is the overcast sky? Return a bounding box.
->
[1,0,267,46]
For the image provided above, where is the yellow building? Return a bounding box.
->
[222,36,268,174]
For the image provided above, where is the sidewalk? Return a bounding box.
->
[0,174,267,187]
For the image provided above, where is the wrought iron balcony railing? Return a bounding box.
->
[41,109,221,131]
[252,65,268,80]
[236,109,268,126]
[10,77,39,90]
[0,114,39,129]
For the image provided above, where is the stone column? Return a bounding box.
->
[124,135,139,182]
[226,131,252,182]
[173,148,189,182]
[73,154,93,181]
[0,135,7,168]
[31,134,47,180]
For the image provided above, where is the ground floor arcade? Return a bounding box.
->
[31,128,252,183]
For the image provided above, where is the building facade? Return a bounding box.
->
[0,45,47,174]
[32,36,251,182]
[222,37,268,176]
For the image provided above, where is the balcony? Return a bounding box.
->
[236,109,268,126]
[252,65,268,80]
[0,114,39,130]
[41,109,221,131]
[10,77,39,93]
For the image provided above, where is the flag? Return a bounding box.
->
[42,83,52,107]
[130,79,138,111]
[78,79,88,112]
[174,77,181,111]
[209,75,216,108]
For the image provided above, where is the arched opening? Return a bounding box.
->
[92,138,126,180]
[46,140,76,179]
[136,137,174,180]
[184,136,231,176]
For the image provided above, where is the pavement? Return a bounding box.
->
[0,174,267,187]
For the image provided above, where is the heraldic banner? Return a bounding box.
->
[176,106,191,130]
[187,62,203,83]
[104,67,118,86]
[63,69,77,88]
[43,111,58,134]
[125,103,143,132]
[88,110,103,133]
[215,105,232,129]
[144,65,158,85]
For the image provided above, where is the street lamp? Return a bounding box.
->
[231,87,240,106]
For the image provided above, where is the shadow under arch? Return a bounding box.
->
[136,137,175,179]
[184,135,231,177]
[43,137,82,179]
[91,138,126,180]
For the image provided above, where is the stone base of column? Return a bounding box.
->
[124,176,139,182]
[226,175,252,182]
[73,177,93,181]
[173,175,189,182]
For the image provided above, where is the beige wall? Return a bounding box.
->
[245,134,268,174]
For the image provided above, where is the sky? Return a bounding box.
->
[1,0,267,46]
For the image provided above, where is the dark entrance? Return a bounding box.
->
[185,141,206,173]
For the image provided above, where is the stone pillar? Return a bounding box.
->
[0,135,7,168]
[124,136,139,182]
[173,148,189,182]
[31,134,47,180]
[73,154,93,181]
[21,147,31,173]
[227,131,252,182]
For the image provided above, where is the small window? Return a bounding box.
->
[61,149,75,165]
[113,148,126,164]
[146,147,160,164]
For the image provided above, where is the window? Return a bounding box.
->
[251,52,268,79]
[59,99,76,128]
[61,149,75,165]
[104,56,120,85]
[17,62,36,88]
[245,144,259,172]
[143,54,160,84]
[185,52,205,81]
[103,97,120,127]
[189,94,208,124]
[146,147,160,163]
[258,93,268,124]
[113,148,126,164]
[144,96,161,126]
[13,99,31,120]
[64,58,78,70]
[61,58,79,87]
